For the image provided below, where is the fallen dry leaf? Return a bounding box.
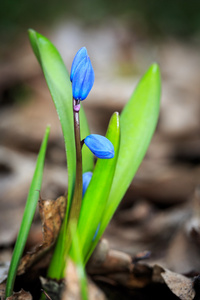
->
[164,187,200,274]
[105,263,152,289]
[0,281,6,299]
[0,262,10,284]
[38,196,66,244]
[17,195,66,275]
[63,260,106,300]
[161,269,195,300]
[7,289,32,300]
[87,239,132,275]
[88,240,152,289]
[87,279,107,300]
[64,260,82,300]
[187,186,200,246]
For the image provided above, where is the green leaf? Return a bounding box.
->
[80,105,94,173]
[29,30,77,280]
[76,112,120,262]
[5,126,50,298]
[100,63,161,237]
[28,29,75,219]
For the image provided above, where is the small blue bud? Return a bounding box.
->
[70,47,87,81]
[84,134,114,159]
[82,171,93,197]
[70,47,95,101]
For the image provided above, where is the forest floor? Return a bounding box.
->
[0,20,200,299]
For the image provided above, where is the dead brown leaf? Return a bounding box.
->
[105,263,152,289]
[64,260,81,300]
[88,243,196,297]
[87,239,132,275]
[88,240,152,289]
[164,187,200,274]
[187,186,200,246]
[17,195,66,275]
[7,289,32,300]
[63,260,106,300]
[0,281,6,299]
[38,196,66,244]
[87,279,107,300]
[161,269,195,300]
[0,262,10,284]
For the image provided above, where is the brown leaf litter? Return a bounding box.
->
[161,269,195,300]
[7,289,32,300]
[17,195,66,275]
[87,239,196,299]
[63,260,106,300]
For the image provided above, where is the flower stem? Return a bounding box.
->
[72,99,83,214]
[60,99,83,277]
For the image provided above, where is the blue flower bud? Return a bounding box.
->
[84,134,114,159]
[70,47,87,81]
[70,47,95,101]
[82,171,93,197]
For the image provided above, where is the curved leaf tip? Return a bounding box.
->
[147,63,161,84]
[28,29,41,64]
[150,62,160,73]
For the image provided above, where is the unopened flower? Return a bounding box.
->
[70,47,87,81]
[82,171,93,197]
[84,134,114,159]
[70,47,94,101]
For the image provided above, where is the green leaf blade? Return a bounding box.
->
[29,29,76,280]
[28,29,75,218]
[76,112,120,262]
[101,63,161,235]
[5,126,50,298]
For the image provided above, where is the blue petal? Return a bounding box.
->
[72,56,95,100]
[84,134,114,159]
[79,58,95,100]
[70,47,87,81]
[82,171,93,197]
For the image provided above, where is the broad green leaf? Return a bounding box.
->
[80,105,94,173]
[76,112,120,262]
[28,29,75,219]
[6,126,50,298]
[100,63,161,237]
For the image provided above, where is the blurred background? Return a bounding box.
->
[1,0,200,278]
